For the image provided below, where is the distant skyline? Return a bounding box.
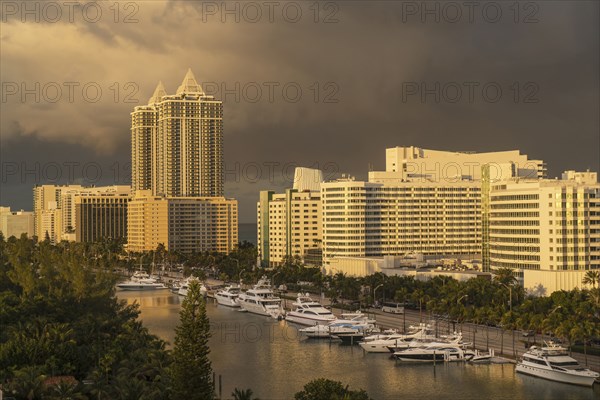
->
[1,1,598,222]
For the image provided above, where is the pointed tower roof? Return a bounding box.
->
[148,81,167,104]
[176,68,204,95]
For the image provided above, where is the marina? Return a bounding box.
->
[117,290,599,399]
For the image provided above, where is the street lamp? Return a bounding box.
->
[272,271,281,289]
[456,295,469,332]
[238,269,247,286]
[373,284,383,308]
[500,283,512,312]
[457,294,469,305]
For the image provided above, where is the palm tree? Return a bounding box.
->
[7,366,47,400]
[411,288,428,322]
[582,270,599,289]
[493,267,517,286]
[500,311,518,357]
[231,388,259,400]
[45,379,87,400]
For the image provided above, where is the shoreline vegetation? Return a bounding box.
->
[1,234,598,398]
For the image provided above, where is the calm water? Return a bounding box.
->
[117,291,599,400]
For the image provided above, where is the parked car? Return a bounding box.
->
[522,330,535,337]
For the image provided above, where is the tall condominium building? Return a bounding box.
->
[75,189,132,243]
[33,185,131,242]
[0,207,34,239]
[33,185,83,239]
[257,187,322,267]
[131,69,224,197]
[322,147,545,273]
[41,206,62,244]
[127,190,238,254]
[484,169,600,293]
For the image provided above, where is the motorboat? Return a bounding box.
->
[177,276,207,297]
[332,323,380,345]
[299,311,377,339]
[285,293,336,326]
[386,331,465,353]
[359,323,436,353]
[170,280,181,293]
[116,271,168,291]
[237,276,284,319]
[393,342,473,363]
[515,342,599,387]
[214,285,241,307]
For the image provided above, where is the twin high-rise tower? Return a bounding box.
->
[131,69,224,197]
[128,69,237,254]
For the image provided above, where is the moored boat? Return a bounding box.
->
[393,342,472,363]
[359,323,434,353]
[177,276,206,297]
[215,285,241,307]
[116,271,168,291]
[237,276,284,319]
[515,342,599,387]
[299,311,377,339]
[285,293,336,326]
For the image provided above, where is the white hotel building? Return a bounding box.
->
[322,146,545,275]
[485,170,600,294]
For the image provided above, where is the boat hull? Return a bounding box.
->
[285,313,335,326]
[516,364,598,387]
[394,353,447,362]
[394,348,467,363]
[215,294,240,307]
[335,333,364,345]
[299,325,332,338]
[360,341,409,353]
[239,301,283,319]
[116,284,168,291]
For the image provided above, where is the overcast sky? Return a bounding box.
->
[1,1,598,222]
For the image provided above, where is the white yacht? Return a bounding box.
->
[393,341,472,363]
[386,331,465,353]
[359,324,435,353]
[299,312,377,339]
[116,271,168,291]
[177,276,207,297]
[516,343,599,387]
[285,293,336,326]
[215,285,241,307]
[237,276,284,319]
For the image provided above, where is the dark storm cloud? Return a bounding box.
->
[1,1,598,221]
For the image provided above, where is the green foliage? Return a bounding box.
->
[582,270,599,288]
[170,281,214,399]
[493,267,518,286]
[294,378,372,400]
[0,236,171,399]
[231,387,259,400]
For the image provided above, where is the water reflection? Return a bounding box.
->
[117,291,599,400]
